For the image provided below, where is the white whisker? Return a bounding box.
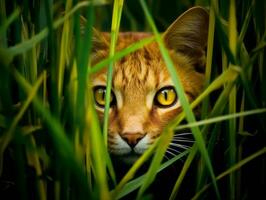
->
[167,146,182,154]
[163,153,171,160]
[172,138,194,143]
[165,149,179,157]
[174,132,192,136]
[169,142,191,150]
[173,136,190,139]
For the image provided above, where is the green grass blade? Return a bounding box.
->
[85,96,111,199]
[12,68,91,198]
[201,2,216,118]
[175,108,266,131]
[57,1,73,100]
[173,66,241,130]
[112,139,158,198]
[78,3,112,199]
[139,1,220,198]
[0,8,20,38]
[169,146,198,200]
[117,150,189,199]
[90,36,155,74]
[228,0,238,197]
[103,0,124,146]
[1,1,91,60]
[136,127,174,199]
[192,147,266,200]
[0,71,45,175]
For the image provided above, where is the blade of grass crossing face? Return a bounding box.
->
[103,0,124,146]
[99,0,125,189]
[139,1,220,198]
[90,36,155,74]
[85,93,111,199]
[173,66,241,130]
[175,108,266,131]
[77,3,111,199]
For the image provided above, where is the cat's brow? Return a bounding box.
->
[92,73,107,86]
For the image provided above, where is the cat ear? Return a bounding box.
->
[91,28,110,52]
[80,16,110,52]
[163,7,209,67]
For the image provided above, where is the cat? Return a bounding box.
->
[90,7,209,164]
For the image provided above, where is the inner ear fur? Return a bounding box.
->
[163,7,209,69]
[80,16,110,52]
[91,28,110,52]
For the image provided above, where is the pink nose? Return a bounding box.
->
[120,133,146,148]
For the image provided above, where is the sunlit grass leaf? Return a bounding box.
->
[117,150,189,199]
[139,0,220,198]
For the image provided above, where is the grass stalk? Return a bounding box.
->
[192,147,266,200]
[1,1,265,199]
[0,71,45,175]
[103,0,124,146]
[201,0,216,118]
[228,0,238,197]
[139,0,220,198]
[169,146,198,200]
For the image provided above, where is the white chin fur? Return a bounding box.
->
[109,134,132,155]
[109,134,150,163]
[134,135,149,154]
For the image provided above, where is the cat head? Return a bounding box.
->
[90,7,209,163]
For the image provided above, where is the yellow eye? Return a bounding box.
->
[93,86,115,108]
[154,86,177,107]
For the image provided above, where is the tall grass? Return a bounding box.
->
[0,0,265,199]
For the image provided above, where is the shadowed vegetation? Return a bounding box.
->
[0,0,265,199]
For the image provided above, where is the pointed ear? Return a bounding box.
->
[163,7,209,67]
[80,16,109,52]
[91,28,110,53]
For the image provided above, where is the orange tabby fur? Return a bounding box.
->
[90,7,209,163]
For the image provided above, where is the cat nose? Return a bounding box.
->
[120,133,146,148]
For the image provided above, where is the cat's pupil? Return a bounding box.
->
[102,90,105,100]
[163,91,168,100]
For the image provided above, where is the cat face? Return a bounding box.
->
[90,7,209,163]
